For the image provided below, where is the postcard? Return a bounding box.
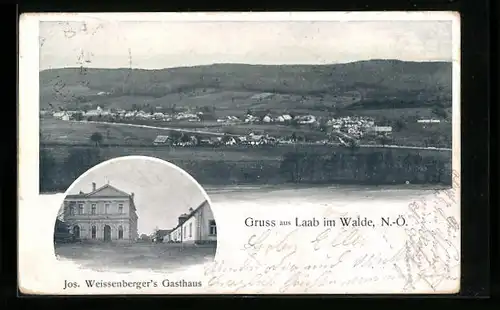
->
[18,12,461,295]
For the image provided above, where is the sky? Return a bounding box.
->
[64,158,208,235]
[39,20,453,71]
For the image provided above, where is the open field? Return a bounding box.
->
[54,242,216,272]
[41,118,328,144]
[351,107,453,120]
[41,118,166,145]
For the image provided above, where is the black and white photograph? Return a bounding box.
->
[18,12,460,295]
[53,156,217,273]
[39,19,454,195]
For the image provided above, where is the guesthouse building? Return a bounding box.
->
[168,200,217,245]
[60,182,139,242]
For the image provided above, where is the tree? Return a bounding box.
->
[279,151,307,183]
[180,133,191,143]
[393,119,406,132]
[432,107,448,119]
[72,112,83,121]
[425,132,442,147]
[40,148,56,191]
[377,135,392,147]
[193,135,203,146]
[221,133,232,144]
[347,140,359,153]
[152,228,164,243]
[319,123,329,133]
[170,131,182,144]
[64,148,101,182]
[90,132,103,147]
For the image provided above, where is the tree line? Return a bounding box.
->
[278,150,450,185]
[40,143,451,193]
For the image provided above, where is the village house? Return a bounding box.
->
[153,112,165,120]
[296,115,317,124]
[167,200,217,245]
[135,110,152,119]
[124,111,136,118]
[244,114,260,123]
[61,182,139,243]
[53,111,71,121]
[217,116,241,124]
[366,126,393,136]
[153,135,170,145]
[417,119,441,123]
[276,114,292,123]
[368,126,393,132]
[176,112,200,121]
[153,229,172,243]
[262,115,273,123]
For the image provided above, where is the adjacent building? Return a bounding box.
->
[366,126,393,134]
[168,200,217,245]
[60,182,139,242]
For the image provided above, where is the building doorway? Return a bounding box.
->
[118,225,123,240]
[73,225,80,239]
[91,226,96,239]
[103,225,111,242]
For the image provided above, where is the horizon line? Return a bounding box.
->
[39,58,452,72]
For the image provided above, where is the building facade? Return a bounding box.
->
[168,200,217,245]
[60,183,139,242]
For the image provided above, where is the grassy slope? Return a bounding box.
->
[40,60,452,115]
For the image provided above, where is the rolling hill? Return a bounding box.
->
[39,59,452,115]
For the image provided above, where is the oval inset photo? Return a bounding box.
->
[53,156,217,272]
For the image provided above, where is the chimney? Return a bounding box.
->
[178,214,188,226]
[130,192,135,200]
[92,182,96,191]
[188,207,194,213]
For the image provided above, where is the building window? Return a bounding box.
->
[118,225,123,239]
[189,223,192,237]
[69,206,75,216]
[118,204,123,214]
[183,226,186,238]
[73,225,80,238]
[209,220,217,235]
[91,226,96,239]
[91,204,96,214]
[78,203,84,215]
[105,203,110,214]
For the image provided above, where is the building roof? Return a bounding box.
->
[154,135,169,143]
[65,184,135,210]
[66,184,131,199]
[65,184,138,213]
[170,200,209,233]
